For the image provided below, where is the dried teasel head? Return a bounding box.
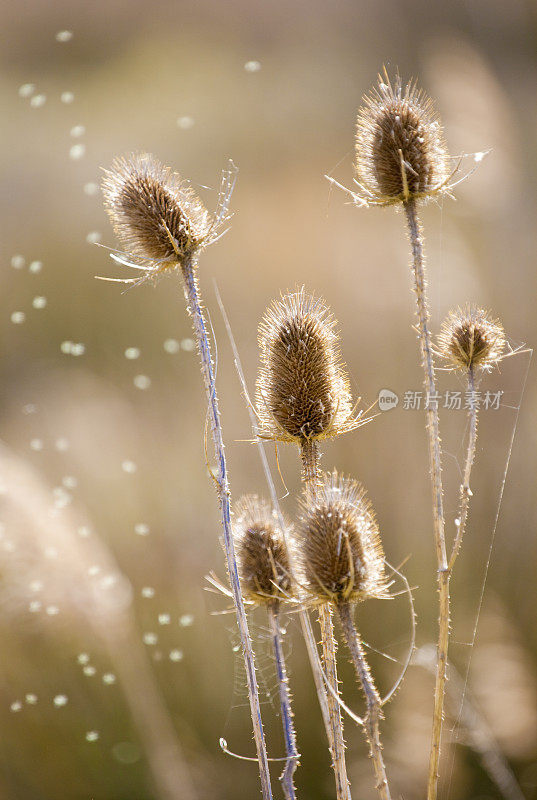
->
[256,288,361,444]
[233,495,293,605]
[355,72,450,206]
[295,471,389,604]
[438,305,506,373]
[101,153,222,284]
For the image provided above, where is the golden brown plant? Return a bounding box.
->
[295,471,389,604]
[355,72,450,206]
[438,305,506,373]
[233,494,292,604]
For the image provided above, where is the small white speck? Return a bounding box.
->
[25,694,38,705]
[19,84,35,98]
[77,653,90,665]
[29,601,42,613]
[85,731,99,742]
[88,565,100,576]
[121,460,137,474]
[70,343,85,356]
[143,632,158,646]
[55,30,73,42]
[55,438,69,452]
[78,525,91,537]
[23,403,37,414]
[70,144,86,161]
[30,438,44,451]
[60,341,72,354]
[141,586,155,599]
[474,151,486,163]
[46,605,59,616]
[62,475,78,489]
[177,116,195,130]
[30,94,46,108]
[133,374,151,390]
[11,311,25,324]
[32,296,47,309]
[70,125,85,137]
[134,523,150,536]
[61,91,75,104]
[169,649,184,662]
[86,231,101,244]
[83,665,96,677]
[11,254,25,269]
[84,182,99,196]
[10,701,22,712]
[102,673,116,685]
[244,60,261,73]
[163,338,180,354]
[180,338,195,352]
[29,260,43,273]
[124,347,140,360]
[53,695,68,707]
[158,614,170,625]
[179,614,194,627]
[29,580,43,592]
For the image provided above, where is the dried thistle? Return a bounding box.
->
[101,153,233,285]
[438,305,506,373]
[354,72,450,206]
[295,471,389,604]
[256,289,360,445]
[233,495,293,604]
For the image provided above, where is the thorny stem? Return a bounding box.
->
[300,439,321,488]
[448,368,478,571]
[337,602,391,800]
[318,603,352,800]
[403,199,447,800]
[181,258,273,800]
[299,440,351,800]
[267,601,299,800]
[215,286,332,772]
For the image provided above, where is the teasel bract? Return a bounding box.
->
[295,471,392,800]
[101,154,274,800]
[232,495,299,800]
[256,288,365,487]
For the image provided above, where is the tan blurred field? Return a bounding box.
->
[1,1,536,798]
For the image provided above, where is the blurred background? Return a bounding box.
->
[1,1,536,798]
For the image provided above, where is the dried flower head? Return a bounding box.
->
[295,471,389,604]
[354,72,450,206]
[256,288,362,444]
[438,305,506,372]
[233,495,292,604]
[100,154,236,286]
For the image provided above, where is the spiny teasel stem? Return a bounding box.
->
[267,601,299,800]
[337,602,391,800]
[448,367,478,571]
[181,258,273,800]
[300,439,321,488]
[300,439,351,800]
[403,199,448,800]
[318,602,351,800]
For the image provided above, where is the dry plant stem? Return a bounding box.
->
[181,258,273,800]
[403,199,448,800]
[214,286,332,758]
[300,438,321,487]
[299,440,351,800]
[337,602,391,800]
[448,368,478,571]
[318,602,351,800]
[267,601,299,800]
